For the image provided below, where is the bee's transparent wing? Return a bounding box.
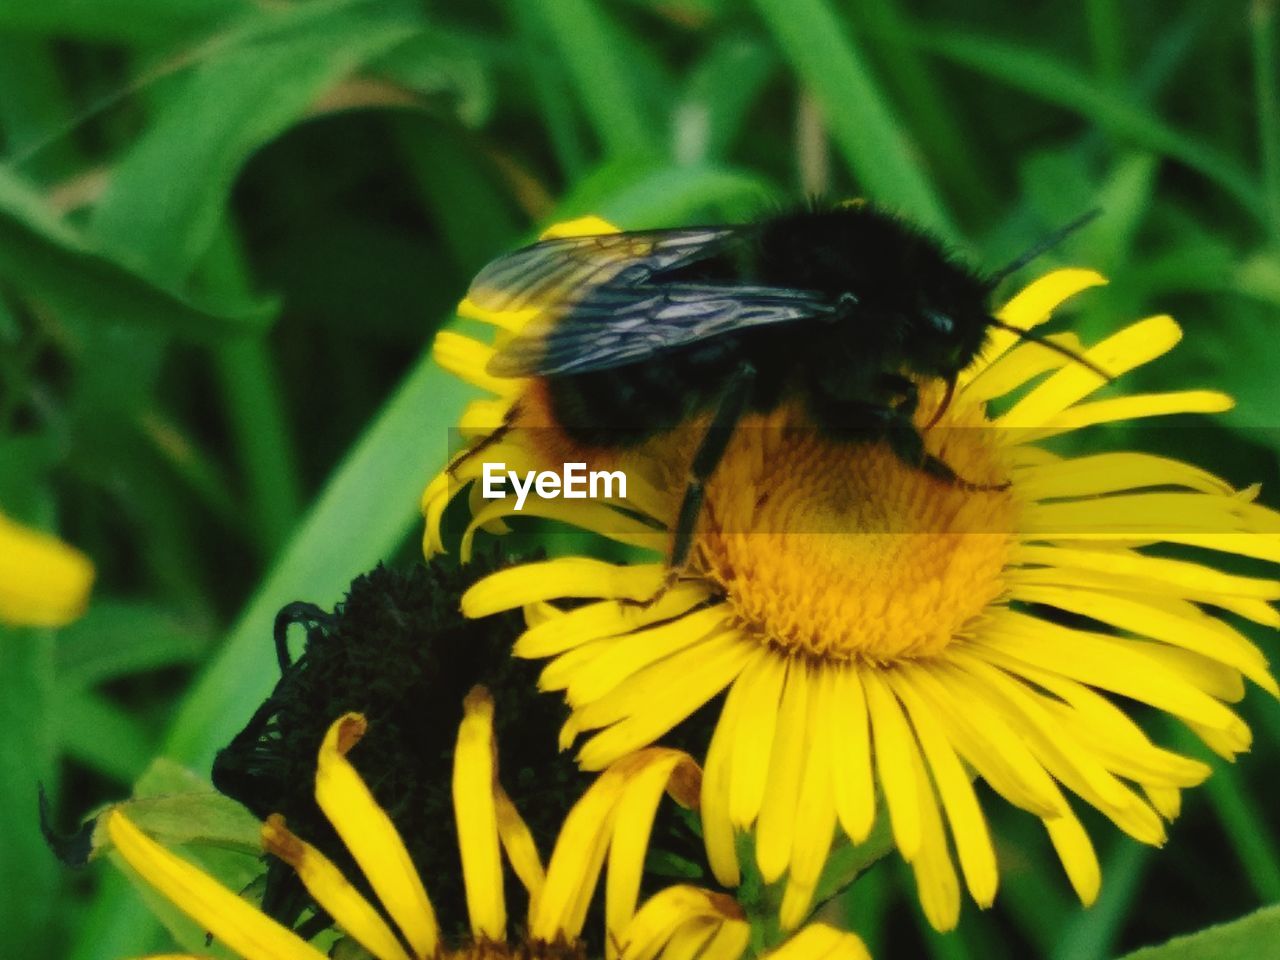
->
[470,227,834,377]
[466,227,735,314]
[489,282,834,376]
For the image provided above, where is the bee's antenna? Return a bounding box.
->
[985,208,1103,289]
[988,319,1114,382]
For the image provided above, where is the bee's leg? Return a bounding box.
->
[883,412,1009,492]
[629,362,757,608]
[446,401,520,479]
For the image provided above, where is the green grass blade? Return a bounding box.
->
[530,0,657,159]
[750,0,957,239]
[912,27,1265,224]
[1252,0,1280,231]
[202,228,303,557]
[0,627,58,958]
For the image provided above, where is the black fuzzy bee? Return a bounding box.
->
[467,201,1105,595]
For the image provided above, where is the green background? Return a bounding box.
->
[2,0,1279,957]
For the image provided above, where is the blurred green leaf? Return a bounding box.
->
[56,601,208,690]
[1120,902,1280,959]
[530,0,659,159]
[676,33,776,163]
[371,27,497,128]
[0,166,272,339]
[912,27,1265,225]
[57,691,157,784]
[0,0,252,44]
[88,0,424,284]
[0,626,58,958]
[751,0,957,238]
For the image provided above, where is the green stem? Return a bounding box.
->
[1085,0,1125,88]
[203,227,304,558]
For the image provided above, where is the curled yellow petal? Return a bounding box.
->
[261,815,411,960]
[314,714,439,958]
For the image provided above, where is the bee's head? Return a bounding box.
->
[909,304,992,378]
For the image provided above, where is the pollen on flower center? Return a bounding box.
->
[688,395,1018,662]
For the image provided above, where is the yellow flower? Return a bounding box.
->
[110,685,870,960]
[0,509,93,627]
[423,218,1280,933]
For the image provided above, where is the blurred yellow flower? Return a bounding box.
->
[0,509,93,627]
[110,686,870,960]
[424,219,1280,932]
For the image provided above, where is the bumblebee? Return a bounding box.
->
[465,201,1105,595]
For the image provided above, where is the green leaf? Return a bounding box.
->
[0,0,253,45]
[1120,903,1280,960]
[912,26,1265,225]
[750,0,957,239]
[529,0,658,159]
[0,626,58,959]
[81,759,262,863]
[55,603,208,691]
[676,33,776,163]
[57,690,157,784]
[0,165,272,340]
[88,0,424,284]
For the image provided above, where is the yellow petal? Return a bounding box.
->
[778,667,839,930]
[890,669,998,908]
[107,812,327,960]
[998,315,1181,428]
[903,737,961,932]
[463,560,667,617]
[1031,390,1234,440]
[728,652,786,828]
[1044,805,1100,906]
[566,606,732,706]
[453,688,507,941]
[908,667,1065,819]
[495,784,546,905]
[700,650,766,887]
[0,512,93,628]
[541,215,621,240]
[975,609,1251,731]
[575,631,753,770]
[534,749,699,942]
[829,666,875,844]
[979,268,1108,367]
[756,659,813,884]
[432,331,513,395]
[620,886,746,960]
[766,923,871,960]
[607,753,702,957]
[945,655,1165,846]
[260,816,411,960]
[1012,452,1234,500]
[314,714,439,958]
[861,669,921,860]
[514,588,715,659]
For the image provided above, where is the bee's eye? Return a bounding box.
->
[925,310,955,335]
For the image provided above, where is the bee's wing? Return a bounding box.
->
[489,282,835,376]
[466,227,737,314]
